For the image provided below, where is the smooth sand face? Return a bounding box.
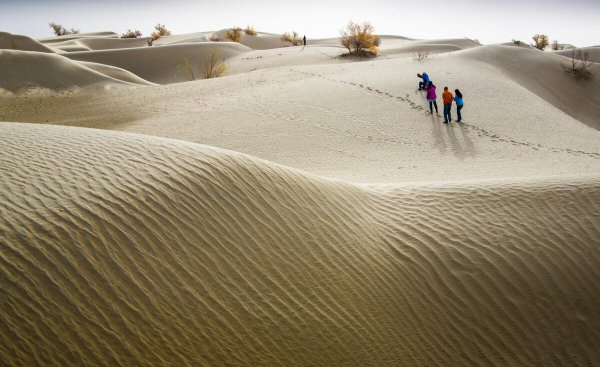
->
[1,30,600,366]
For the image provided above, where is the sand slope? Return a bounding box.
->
[64,42,251,83]
[0,32,55,53]
[1,122,599,366]
[0,50,142,92]
[459,45,600,129]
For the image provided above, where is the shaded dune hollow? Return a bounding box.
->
[1,122,600,366]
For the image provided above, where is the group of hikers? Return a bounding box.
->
[417,72,464,123]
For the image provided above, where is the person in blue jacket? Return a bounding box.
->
[417,72,430,90]
[454,89,464,122]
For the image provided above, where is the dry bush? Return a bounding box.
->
[178,48,229,81]
[121,29,142,38]
[226,27,242,42]
[564,48,593,80]
[151,24,171,41]
[339,21,380,57]
[551,40,564,51]
[280,31,302,46]
[413,50,430,63]
[244,26,257,36]
[49,22,79,36]
[209,34,221,42]
[200,48,229,79]
[531,34,549,50]
[473,39,481,45]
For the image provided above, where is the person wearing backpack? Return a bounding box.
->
[442,87,454,123]
[455,89,464,122]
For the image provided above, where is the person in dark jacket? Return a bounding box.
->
[303,35,307,46]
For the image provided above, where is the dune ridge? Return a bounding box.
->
[2,122,599,366]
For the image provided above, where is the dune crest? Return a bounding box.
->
[2,122,599,366]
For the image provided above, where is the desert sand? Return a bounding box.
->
[1,29,600,366]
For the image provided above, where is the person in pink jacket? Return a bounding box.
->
[426,81,438,114]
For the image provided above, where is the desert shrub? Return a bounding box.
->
[280,31,302,46]
[121,29,142,38]
[564,48,593,80]
[151,24,171,41]
[226,27,242,42]
[413,50,429,63]
[179,48,229,81]
[244,26,257,36]
[339,21,380,57]
[49,22,79,36]
[209,34,221,42]
[551,40,564,51]
[531,34,549,50]
[512,39,528,47]
[473,39,481,45]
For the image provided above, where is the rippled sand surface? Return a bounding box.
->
[2,122,599,366]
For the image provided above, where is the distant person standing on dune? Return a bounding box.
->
[454,89,464,122]
[303,35,307,46]
[442,87,454,123]
[426,81,438,115]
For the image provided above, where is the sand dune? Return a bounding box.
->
[64,42,251,83]
[1,122,599,366]
[77,61,155,86]
[459,45,600,129]
[37,31,119,44]
[552,46,600,63]
[0,32,55,53]
[0,50,141,92]
[50,37,151,52]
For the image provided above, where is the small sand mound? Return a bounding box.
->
[0,50,142,92]
[0,32,55,53]
[1,122,599,366]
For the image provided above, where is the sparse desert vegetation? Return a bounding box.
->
[226,27,243,42]
[413,50,430,63]
[531,34,549,50]
[244,26,257,36]
[280,31,302,46]
[551,40,564,50]
[565,48,593,80]
[512,39,528,47]
[339,21,380,57]
[178,48,229,81]
[121,29,142,38]
[209,34,221,42]
[49,22,79,36]
[150,24,171,44]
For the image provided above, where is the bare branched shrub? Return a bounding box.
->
[244,26,257,36]
[226,27,242,42]
[151,24,171,41]
[413,50,430,63]
[49,22,79,36]
[551,40,564,51]
[280,31,302,46]
[564,48,593,80]
[531,34,549,50]
[473,39,481,45]
[209,34,221,42]
[200,48,229,79]
[121,29,142,38]
[339,21,380,57]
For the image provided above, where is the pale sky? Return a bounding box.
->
[1,0,599,46]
